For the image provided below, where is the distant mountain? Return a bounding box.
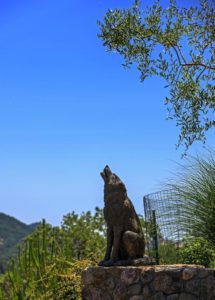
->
[0,213,39,273]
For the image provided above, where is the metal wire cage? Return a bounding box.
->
[143,189,185,263]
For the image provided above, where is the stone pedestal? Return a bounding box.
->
[82,264,215,300]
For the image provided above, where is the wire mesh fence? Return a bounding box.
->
[143,189,186,263]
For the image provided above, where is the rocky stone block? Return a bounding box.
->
[82,265,215,300]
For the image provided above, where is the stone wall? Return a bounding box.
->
[82,265,215,300]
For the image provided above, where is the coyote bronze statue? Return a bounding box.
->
[99,166,145,266]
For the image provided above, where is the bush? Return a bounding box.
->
[159,241,179,265]
[177,237,215,267]
[52,259,94,300]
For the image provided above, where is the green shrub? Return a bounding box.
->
[177,237,215,267]
[52,259,95,300]
[159,241,179,264]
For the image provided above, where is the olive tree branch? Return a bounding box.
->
[175,44,187,64]
[169,42,215,70]
[181,63,215,70]
[196,66,207,82]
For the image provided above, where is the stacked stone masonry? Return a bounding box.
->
[82,265,215,300]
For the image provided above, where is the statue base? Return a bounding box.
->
[101,256,156,267]
[82,264,215,300]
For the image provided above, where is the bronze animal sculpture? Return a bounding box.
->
[99,165,145,267]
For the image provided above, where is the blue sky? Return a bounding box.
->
[0,0,214,225]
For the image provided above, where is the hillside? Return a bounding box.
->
[0,213,38,273]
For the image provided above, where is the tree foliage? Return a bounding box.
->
[98,0,215,153]
[60,207,106,261]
